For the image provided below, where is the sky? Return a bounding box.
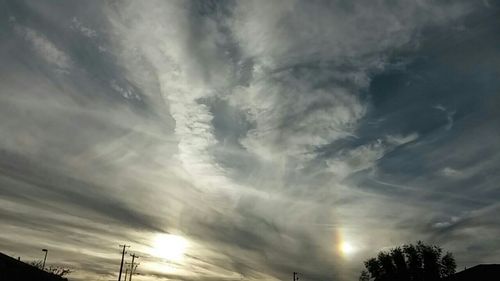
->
[0,1,500,280]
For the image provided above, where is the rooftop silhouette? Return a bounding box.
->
[444,264,500,281]
[0,252,68,281]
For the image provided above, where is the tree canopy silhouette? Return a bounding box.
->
[30,260,72,277]
[359,241,456,281]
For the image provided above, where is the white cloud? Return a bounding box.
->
[107,0,243,193]
[107,0,472,191]
[433,216,461,229]
[325,132,418,181]
[231,77,366,161]
[71,17,97,38]
[226,0,469,165]
[15,25,71,71]
[231,0,470,68]
[110,80,141,100]
[433,104,456,130]
[441,167,467,180]
[327,140,386,180]
[386,133,419,145]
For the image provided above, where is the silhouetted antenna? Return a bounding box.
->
[117,244,130,281]
[129,253,139,281]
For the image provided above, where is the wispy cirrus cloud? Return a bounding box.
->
[14,23,71,71]
[1,1,500,281]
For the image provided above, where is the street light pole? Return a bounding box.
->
[41,249,48,270]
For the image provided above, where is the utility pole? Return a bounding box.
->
[130,263,139,280]
[124,262,135,281]
[129,253,139,281]
[124,267,129,281]
[41,249,48,270]
[117,244,129,281]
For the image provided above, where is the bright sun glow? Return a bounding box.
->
[151,234,188,261]
[340,241,355,255]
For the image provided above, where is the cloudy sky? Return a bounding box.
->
[1,1,500,280]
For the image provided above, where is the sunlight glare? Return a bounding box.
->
[151,234,188,261]
[340,241,355,255]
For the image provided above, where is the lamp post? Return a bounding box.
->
[41,249,48,270]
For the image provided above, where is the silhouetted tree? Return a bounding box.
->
[360,241,456,281]
[29,260,44,269]
[360,270,370,281]
[30,260,72,277]
[440,252,456,277]
[47,265,72,277]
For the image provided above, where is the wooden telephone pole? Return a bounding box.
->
[117,244,130,281]
[129,253,139,281]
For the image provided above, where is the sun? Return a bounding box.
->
[340,241,355,255]
[150,234,188,261]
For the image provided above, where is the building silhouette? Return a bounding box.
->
[443,264,500,281]
[0,252,68,281]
